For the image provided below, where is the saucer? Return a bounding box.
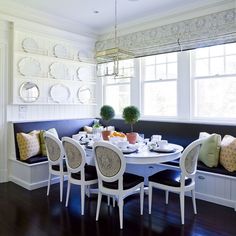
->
[151,145,175,153]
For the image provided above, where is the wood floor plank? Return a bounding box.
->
[0,182,235,236]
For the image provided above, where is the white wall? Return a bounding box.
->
[0,15,97,182]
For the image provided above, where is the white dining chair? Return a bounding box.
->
[44,132,68,202]
[93,141,144,229]
[148,138,204,224]
[62,137,98,215]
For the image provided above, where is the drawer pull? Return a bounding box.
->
[198,175,205,180]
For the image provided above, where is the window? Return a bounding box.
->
[100,42,236,123]
[103,59,134,114]
[141,52,178,117]
[192,43,236,119]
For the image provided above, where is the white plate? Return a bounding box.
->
[152,145,175,153]
[22,38,39,52]
[53,44,68,58]
[18,57,41,76]
[49,62,68,80]
[78,86,92,103]
[50,84,70,103]
[77,67,90,80]
[78,49,93,61]
[122,147,138,154]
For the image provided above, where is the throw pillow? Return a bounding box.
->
[198,132,221,167]
[40,128,59,156]
[16,130,41,161]
[220,135,236,172]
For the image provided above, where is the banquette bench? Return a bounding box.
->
[104,119,236,210]
[9,118,236,210]
[9,118,95,190]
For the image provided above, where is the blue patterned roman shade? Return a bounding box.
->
[96,8,236,57]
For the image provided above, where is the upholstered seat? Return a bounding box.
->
[148,138,204,225]
[62,137,98,215]
[52,160,67,172]
[103,172,144,190]
[71,165,97,181]
[94,141,144,229]
[149,169,192,187]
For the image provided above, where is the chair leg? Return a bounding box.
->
[96,192,102,221]
[86,185,91,198]
[60,174,64,202]
[191,189,197,214]
[165,190,169,205]
[107,195,110,206]
[118,197,124,229]
[47,173,51,196]
[148,182,153,214]
[180,192,185,225]
[140,183,144,215]
[81,185,85,215]
[112,196,116,207]
[65,181,71,207]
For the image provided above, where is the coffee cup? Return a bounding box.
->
[158,140,168,149]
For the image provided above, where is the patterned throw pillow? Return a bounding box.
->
[16,130,41,161]
[198,132,221,167]
[40,128,59,156]
[220,135,236,172]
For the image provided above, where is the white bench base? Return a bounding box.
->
[8,159,59,190]
[126,163,236,211]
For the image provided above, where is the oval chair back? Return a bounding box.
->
[62,137,86,177]
[43,132,67,202]
[44,132,64,168]
[93,141,126,189]
[179,138,205,186]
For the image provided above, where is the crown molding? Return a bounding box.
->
[98,0,236,39]
[0,0,98,40]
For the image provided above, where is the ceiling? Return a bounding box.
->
[0,0,233,36]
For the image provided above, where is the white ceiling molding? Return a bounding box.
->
[0,0,98,38]
[96,8,236,57]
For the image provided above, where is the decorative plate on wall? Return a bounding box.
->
[49,62,68,80]
[77,67,90,81]
[22,38,39,53]
[19,82,40,103]
[78,49,93,62]
[18,57,41,76]
[78,86,92,103]
[53,44,68,58]
[50,83,71,103]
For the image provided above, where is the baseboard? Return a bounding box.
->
[0,168,8,183]
[9,175,60,190]
[194,192,235,209]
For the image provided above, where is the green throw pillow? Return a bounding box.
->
[199,134,221,167]
[39,128,59,156]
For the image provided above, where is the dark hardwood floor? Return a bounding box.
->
[0,182,235,236]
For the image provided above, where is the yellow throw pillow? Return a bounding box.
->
[220,135,236,172]
[16,130,41,161]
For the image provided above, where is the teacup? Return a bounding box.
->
[158,140,168,149]
[151,135,162,142]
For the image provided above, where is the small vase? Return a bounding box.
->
[126,132,138,144]
[102,130,112,141]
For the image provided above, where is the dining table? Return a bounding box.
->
[84,142,183,167]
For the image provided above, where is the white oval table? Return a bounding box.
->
[124,144,183,165]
